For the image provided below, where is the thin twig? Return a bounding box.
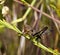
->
[39,4,43,19]
[47,5,60,34]
[13,0,60,25]
[12,0,36,24]
[47,5,59,49]
[25,2,60,24]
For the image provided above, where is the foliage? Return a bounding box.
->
[0,0,60,55]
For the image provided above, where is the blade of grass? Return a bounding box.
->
[0,19,22,34]
[0,19,60,55]
[25,35,60,55]
[11,0,36,24]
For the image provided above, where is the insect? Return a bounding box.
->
[32,27,48,41]
[23,25,48,41]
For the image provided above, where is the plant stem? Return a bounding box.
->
[12,0,36,24]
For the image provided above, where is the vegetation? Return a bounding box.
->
[0,0,60,55]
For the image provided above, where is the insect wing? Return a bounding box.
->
[32,27,48,37]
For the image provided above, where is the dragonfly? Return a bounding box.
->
[23,25,48,41]
[32,26,48,41]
